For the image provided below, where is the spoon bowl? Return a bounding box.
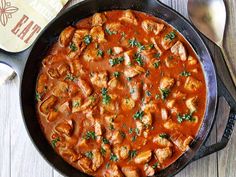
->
[188,0,236,87]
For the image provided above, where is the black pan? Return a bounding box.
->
[0,0,236,176]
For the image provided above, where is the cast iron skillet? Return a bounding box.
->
[0,0,236,176]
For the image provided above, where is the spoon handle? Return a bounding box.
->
[220,47,236,87]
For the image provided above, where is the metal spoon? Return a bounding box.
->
[188,0,236,86]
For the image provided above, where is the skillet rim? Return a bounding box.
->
[19,0,218,176]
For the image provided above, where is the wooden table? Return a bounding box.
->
[0,0,236,177]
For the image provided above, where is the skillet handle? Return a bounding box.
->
[0,49,29,79]
[192,76,236,161]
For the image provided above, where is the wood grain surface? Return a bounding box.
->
[0,0,236,177]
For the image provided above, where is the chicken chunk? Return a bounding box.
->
[60,148,81,162]
[141,112,152,126]
[128,82,142,101]
[186,96,198,112]
[47,111,58,122]
[144,164,155,176]
[104,164,124,177]
[163,119,179,130]
[187,55,198,65]
[105,22,122,33]
[83,47,102,62]
[124,65,145,78]
[59,26,75,47]
[134,150,152,164]
[111,130,123,145]
[141,101,158,113]
[52,81,68,97]
[71,97,82,113]
[154,147,172,163]
[92,13,106,26]
[77,157,93,174]
[113,47,123,54]
[122,166,140,177]
[150,37,163,56]
[40,95,57,114]
[48,68,59,78]
[119,10,138,25]
[184,76,202,91]
[142,20,164,35]
[161,32,176,50]
[108,78,119,89]
[78,79,92,96]
[55,120,73,136]
[171,132,193,151]
[153,136,173,147]
[136,121,143,136]
[90,71,108,88]
[90,26,106,43]
[37,73,48,94]
[92,149,104,171]
[171,41,187,61]
[94,120,103,136]
[120,145,130,159]
[160,76,175,90]
[123,50,134,65]
[57,63,70,76]
[58,101,71,114]
[161,108,168,120]
[121,98,135,111]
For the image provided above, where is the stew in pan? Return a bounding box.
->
[36,10,206,176]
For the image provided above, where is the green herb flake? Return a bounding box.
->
[155,94,160,100]
[160,88,170,100]
[101,88,111,104]
[107,48,113,55]
[133,110,144,120]
[113,71,120,78]
[145,70,150,77]
[106,162,110,169]
[119,131,126,138]
[134,128,140,135]
[165,31,176,41]
[100,147,106,156]
[154,53,161,58]
[159,133,169,139]
[51,137,60,148]
[35,92,41,101]
[127,77,132,81]
[97,49,104,57]
[84,35,92,45]
[129,150,137,159]
[177,112,195,123]
[149,43,154,49]
[105,28,117,35]
[153,60,160,68]
[146,90,152,97]
[180,70,191,77]
[102,137,110,144]
[65,73,75,81]
[109,56,124,67]
[85,151,93,159]
[72,100,80,108]
[69,42,77,51]
[110,153,118,162]
[132,135,137,142]
[134,53,144,66]
[152,162,159,169]
[129,128,134,134]
[109,123,115,130]
[85,131,96,140]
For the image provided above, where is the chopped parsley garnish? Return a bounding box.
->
[119,131,126,138]
[113,71,120,78]
[106,162,110,169]
[133,110,144,120]
[100,147,106,156]
[51,137,60,148]
[155,94,160,99]
[85,151,93,159]
[146,90,152,97]
[165,31,176,41]
[134,53,144,66]
[85,131,96,140]
[160,88,170,100]
[69,42,77,51]
[159,133,169,139]
[72,100,80,108]
[177,112,195,123]
[153,60,160,68]
[130,88,135,94]
[101,88,111,104]
[84,35,92,45]
[97,49,104,57]
[180,70,191,77]
[127,77,132,81]
[65,73,76,81]
[110,153,118,162]
[149,43,154,49]
[129,150,137,159]
[109,123,115,130]
[152,162,159,169]
[134,128,140,135]
[132,135,137,142]
[109,56,124,67]
[129,128,134,134]
[35,92,41,101]
[107,48,113,55]
[145,70,150,77]
[129,38,145,50]
[105,28,117,35]
[102,137,110,144]
[154,53,161,58]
